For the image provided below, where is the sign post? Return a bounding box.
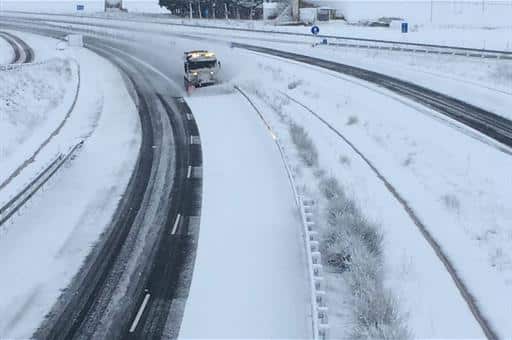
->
[311,25,319,46]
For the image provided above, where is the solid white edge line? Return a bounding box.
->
[187,165,192,178]
[129,293,151,333]
[171,214,181,235]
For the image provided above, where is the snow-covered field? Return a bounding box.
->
[316,0,512,27]
[0,31,140,338]
[0,36,14,64]
[180,92,311,338]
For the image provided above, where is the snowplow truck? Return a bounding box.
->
[184,50,220,90]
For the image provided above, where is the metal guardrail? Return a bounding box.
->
[0,141,84,227]
[235,86,329,340]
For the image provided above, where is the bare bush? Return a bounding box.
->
[289,122,318,167]
[491,62,512,82]
[441,194,461,212]
[402,153,414,167]
[288,79,303,90]
[347,115,359,126]
[318,175,409,339]
[339,155,351,166]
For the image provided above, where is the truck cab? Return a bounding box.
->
[184,50,220,90]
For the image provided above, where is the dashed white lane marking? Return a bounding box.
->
[129,293,151,333]
[187,165,192,179]
[171,214,181,235]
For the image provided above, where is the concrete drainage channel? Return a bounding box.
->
[235,86,329,340]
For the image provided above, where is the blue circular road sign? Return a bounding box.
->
[311,25,320,35]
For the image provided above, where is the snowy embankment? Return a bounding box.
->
[0,36,14,64]
[180,92,311,338]
[0,31,140,339]
[228,51,512,338]
[0,59,79,208]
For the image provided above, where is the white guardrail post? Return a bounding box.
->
[235,86,329,339]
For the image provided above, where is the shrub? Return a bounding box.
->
[347,115,359,126]
[289,122,318,167]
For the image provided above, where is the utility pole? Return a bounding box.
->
[198,0,202,18]
[224,3,228,19]
[189,1,193,19]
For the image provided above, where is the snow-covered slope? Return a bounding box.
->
[312,0,512,27]
[0,59,79,197]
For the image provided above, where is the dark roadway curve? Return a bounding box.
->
[0,22,202,339]
[0,30,34,63]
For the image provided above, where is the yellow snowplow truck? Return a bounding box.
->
[184,50,220,90]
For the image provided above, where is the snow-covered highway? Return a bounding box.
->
[1,8,512,340]
[180,92,310,338]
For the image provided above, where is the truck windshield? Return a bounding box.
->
[188,60,217,70]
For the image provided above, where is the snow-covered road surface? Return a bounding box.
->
[0,34,15,64]
[0,31,140,338]
[180,92,311,338]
